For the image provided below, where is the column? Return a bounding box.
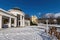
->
[9,17,11,28]
[28,21,30,26]
[14,18,17,27]
[23,16,25,26]
[20,15,22,26]
[0,15,2,28]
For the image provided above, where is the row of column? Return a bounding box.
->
[9,15,25,27]
[9,17,17,28]
[20,15,25,26]
[0,15,16,28]
[0,15,24,28]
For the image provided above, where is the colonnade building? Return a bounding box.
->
[0,8,25,28]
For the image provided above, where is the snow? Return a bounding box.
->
[0,26,57,40]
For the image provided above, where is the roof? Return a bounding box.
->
[0,8,16,17]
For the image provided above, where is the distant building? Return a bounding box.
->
[31,15,38,25]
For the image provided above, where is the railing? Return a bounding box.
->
[38,23,60,27]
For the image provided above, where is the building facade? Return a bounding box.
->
[0,8,25,28]
[25,14,30,26]
[31,15,38,24]
[25,20,30,26]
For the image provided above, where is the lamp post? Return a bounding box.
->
[46,19,49,34]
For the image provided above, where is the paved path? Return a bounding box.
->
[0,27,52,40]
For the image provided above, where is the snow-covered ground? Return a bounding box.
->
[0,26,57,40]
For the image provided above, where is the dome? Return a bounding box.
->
[11,7,22,11]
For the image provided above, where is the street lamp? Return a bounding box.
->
[46,19,49,34]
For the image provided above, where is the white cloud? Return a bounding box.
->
[55,13,60,18]
[44,13,60,18]
[45,13,54,18]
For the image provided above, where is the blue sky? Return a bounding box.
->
[0,0,60,17]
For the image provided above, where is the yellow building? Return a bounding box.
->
[31,15,38,24]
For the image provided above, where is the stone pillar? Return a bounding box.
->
[9,18,11,28]
[23,16,25,26]
[0,15,2,28]
[28,21,30,26]
[14,18,17,27]
[20,15,22,26]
